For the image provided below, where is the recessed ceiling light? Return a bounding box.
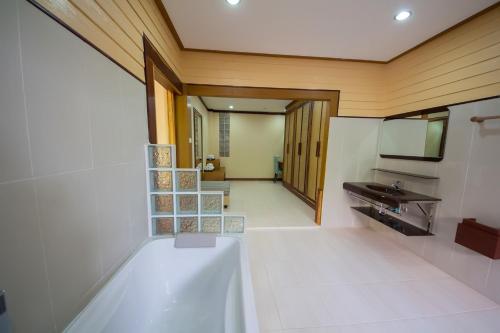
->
[226,0,240,5]
[229,105,234,109]
[395,10,412,21]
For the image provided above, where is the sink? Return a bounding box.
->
[366,184,405,196]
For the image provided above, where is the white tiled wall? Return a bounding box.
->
[0,1,148,332]
[322,117,381,228]
[322,98,500,305]
[374,98,500,304]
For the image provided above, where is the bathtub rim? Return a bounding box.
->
[64,235,259,333]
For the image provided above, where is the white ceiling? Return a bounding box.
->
[162,0,497,61]
[200,97,292,112]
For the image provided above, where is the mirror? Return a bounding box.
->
[380,108,449,161]
[192,108,203,168]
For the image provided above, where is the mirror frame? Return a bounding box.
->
[380,106,449,162]
[192,108,203,167]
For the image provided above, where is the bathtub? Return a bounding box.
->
[65,237,258,333]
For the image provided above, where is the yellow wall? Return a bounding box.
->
[154,80,169,143]
[34,1,500,117]
[384,5,500,115]
[207,113,285,179]
[35,0,182,81]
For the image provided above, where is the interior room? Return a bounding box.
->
[1,0,500,332]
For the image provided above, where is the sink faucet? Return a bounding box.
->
[391,180,402,191]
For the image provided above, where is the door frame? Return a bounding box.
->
[185,84,340,225]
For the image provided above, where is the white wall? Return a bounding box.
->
[321,117,381,228]
[321,98,500,304]
[374,97,500,304]
[0,1,148,331]
[207,112,285,178]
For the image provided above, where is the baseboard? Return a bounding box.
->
[226,178,283,181]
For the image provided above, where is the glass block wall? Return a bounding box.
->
[146,144,245,236]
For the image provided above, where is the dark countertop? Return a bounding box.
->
[343,182,441,208]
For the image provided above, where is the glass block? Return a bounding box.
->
[177,217,199,233]
[224,216,245,233]
[153,217,174,235]
[151,194,173,215]
[176,194,198,215]
[175,170,198,192]
[201,193,223,215]
[150,171,172,192]
[149,146,173,168]
[201,216,222,233]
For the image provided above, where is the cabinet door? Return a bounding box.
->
[298,103,311,193]
[286,111,295,184]
[316,102,330,191]
[292,106,303,189]
[282,113,290,183]
[306,101,324,200]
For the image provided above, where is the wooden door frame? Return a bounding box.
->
[185,84,340,225]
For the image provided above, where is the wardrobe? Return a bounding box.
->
[283,101,329,207]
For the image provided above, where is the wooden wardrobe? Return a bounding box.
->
[283,101,329,207]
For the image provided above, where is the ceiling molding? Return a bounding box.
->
[208,109,286,116]
[158,1,500,64]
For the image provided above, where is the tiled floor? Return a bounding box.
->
[246,228,500,332]
[225,181,316,228]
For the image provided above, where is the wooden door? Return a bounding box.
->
[298,102,311,193]
[316,102,330,191]
[283,113,290,183]
[306,101,323,200]
[284,112,295,184]
[292,106,303,189]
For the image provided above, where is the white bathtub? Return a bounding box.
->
[65,237,258,333]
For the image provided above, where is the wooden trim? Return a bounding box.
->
[283,181,316,209]
[286,100,309,113]
[183,47,387,64]
[208,109,286,116]
[185,84,339,117]
[198,97,210,111]
[380,154,444,162]
[153,0,185,49]
[385,106,450,120]
[144,57,157,143]
[143,36,183,94]
[159,1,500,64]
[26,0,144,83]
[387,1,500,63]
[226,178,282,181]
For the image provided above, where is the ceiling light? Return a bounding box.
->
[229,105,234,109]
[226,0,240,5]
[395,10,411,21]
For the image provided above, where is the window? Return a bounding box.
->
[219,113,230,157]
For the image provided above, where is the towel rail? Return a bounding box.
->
[470,115,500,123]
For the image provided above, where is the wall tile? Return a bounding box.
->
[94,165,132,274]
[19,1,92,177]
[126,162,148,249]
[0,180,55,333]
[86,52,127,167]
[485,260,500,304]
[0,0,32,183]
[449,244,492,294]
[35,170,101,329]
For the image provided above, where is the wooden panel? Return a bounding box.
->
[34,0,182,82]
[174,95,192,167]
[317,102,330,191]
[292,107,302,189]
[306,101,323,200]
[282,113,290,183]
[298,103,311,193]
[286,111,295,184]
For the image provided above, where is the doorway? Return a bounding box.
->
[186,85,339,226]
